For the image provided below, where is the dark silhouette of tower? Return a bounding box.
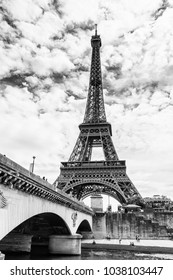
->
[54,25,143,206]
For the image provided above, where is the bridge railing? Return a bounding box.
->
[0,153,54,189]
[0,153,93,215]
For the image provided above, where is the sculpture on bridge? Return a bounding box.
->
[0,190,7,208]
[71,212,78,227]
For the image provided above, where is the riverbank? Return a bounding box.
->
[2,239,173,260]
[82,243,173,254]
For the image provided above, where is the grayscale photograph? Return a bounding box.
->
[0,0,173,262]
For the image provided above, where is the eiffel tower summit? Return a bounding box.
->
[54,25,144,207]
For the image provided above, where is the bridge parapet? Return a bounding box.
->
[0,153,93,216]
[0,153,53,189]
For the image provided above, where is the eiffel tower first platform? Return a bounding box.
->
[54,26,144,207]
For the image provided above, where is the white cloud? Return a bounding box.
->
[0,0,173,204]
[61,0,100,23]
[2,0,43,22]
[17,11,63,46]
[30,48,74,76]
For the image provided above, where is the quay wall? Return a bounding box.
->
[92,211,173,239]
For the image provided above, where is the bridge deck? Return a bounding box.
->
[0,153,93,215]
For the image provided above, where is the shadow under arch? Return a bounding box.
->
[0,212,72,254]
[5,212,72,237]
[76,219,93,239]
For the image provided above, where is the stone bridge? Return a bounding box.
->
[0,154,93,255]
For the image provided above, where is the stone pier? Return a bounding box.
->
[48,234,82,255]
[0,233,33,253]
[0,251,5,260]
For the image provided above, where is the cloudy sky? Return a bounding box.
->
[0,0,173,205]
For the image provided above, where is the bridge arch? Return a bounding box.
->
[0,212,72,252]
[77,219,92,232]
[76,219,93,239]
[65,179,127,204]
[8,212,72,236]
[0,185,93,241]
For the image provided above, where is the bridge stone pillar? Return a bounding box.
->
[0,251,5,260]
[0,233,33,253]
[48,234,82,255]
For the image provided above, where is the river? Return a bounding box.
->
[4,239,173,260]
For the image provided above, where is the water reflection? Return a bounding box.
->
[5,249,173,260]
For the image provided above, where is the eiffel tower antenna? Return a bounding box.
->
[54,27,144,206]
[95,23,97,35]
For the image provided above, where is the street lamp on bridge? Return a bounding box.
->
[31,156,36,173]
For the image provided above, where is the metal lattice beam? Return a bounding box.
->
[83,30,106,124]
[55,27,144,206]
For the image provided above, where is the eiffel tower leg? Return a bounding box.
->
[68,134,87,162]
[101,134,119,160]
[116,175,144,206]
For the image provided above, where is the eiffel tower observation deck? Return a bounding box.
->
[54,25,144,206]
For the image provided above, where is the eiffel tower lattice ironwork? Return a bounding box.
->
[54,25,143,206]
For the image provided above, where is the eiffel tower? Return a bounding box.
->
[54,25,144,206]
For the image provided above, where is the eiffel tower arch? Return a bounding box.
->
[54,26,144,207]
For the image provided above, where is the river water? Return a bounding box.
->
[4,239,173,260]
